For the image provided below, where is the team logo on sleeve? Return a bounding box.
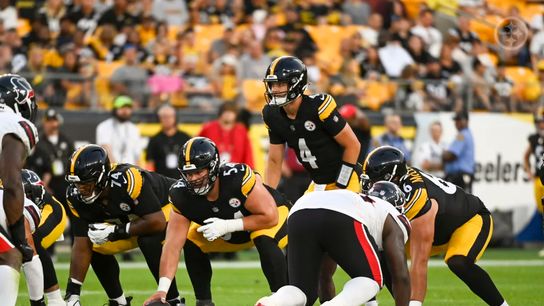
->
[119,203,131,211]
[304,120,316,131]
[229,198,241,208]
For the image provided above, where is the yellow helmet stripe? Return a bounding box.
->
[269,56,286,76]
[70,146,87,175]
[185,138,196,166]
[363,147,381,173]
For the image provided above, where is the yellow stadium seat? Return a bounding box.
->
[194,24,225,54]
[401,0,426,20]
[470,15,502,44]
[504,66,541,102]
[95,61,123,109]
[242,80,266,113]
[360,81,393,111]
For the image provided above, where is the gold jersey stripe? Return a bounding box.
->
[241,167,256,197]
[67,200,80,218]
[318,95,337,121]
[127,167,143,200]
[405,188,428,221]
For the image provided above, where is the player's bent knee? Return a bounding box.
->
[446,255,473,274]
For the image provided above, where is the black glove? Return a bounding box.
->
[335,161,357,189]
[8,216,34,262]
[23,183,46,209]
[107,224,131,242]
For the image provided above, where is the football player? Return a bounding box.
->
[144,137,289,306]
[256,181,410,306]
[361,146,509,306]
[22,169,66,306]
[0,74,39,306]
[523,109,544,256]
[262,55,361,302]
[64,144,182,306]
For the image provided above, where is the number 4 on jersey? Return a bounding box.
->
[298,138,318,169]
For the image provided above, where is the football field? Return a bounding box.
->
[17,249,544,305]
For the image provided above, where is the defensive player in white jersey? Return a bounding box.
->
[0,74,39,306]
[256,181,411,306]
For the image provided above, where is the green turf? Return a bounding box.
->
[17,249,544,306]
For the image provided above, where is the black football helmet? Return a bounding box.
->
[263,56,308,106]
[178,137,220,195]
[0,74,37,122]
[361,146,407,191]
[368,181,406,213]
[65,144,111,204]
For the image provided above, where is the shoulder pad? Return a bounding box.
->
[123,166,143,200]
[240,164,257,197]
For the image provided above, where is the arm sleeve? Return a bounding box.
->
[67,202,89,237]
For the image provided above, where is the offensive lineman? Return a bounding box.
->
[362,146,509,306]
[0,74,39,306]
[256,181,410,306]
[144,137,289,306]
[262,55,361,302]
[64,144,182,306]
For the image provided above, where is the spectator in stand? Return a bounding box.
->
[378,33,414,78]
[146,104,191,179]
[390,17,412,50]
[96,95,143,165]
[411,9,443,58]
[87,24,123,61]
[37,0,67,34]
[339,104,372,163]
[180,56,218,111]
[341,0,371,25]
[23,19,52,48]
[279,6,317,59]
[98,0,139,31]
[199,102,254,168]
[55,16,76,49]
[208,24,236,63]
[0,44,14,74]
[492,64,516,112]
[237,39,271,81]
[382,0,408,30]
[152,0,189,26]
[448,15,480,54]
[110,45,149,106]
[211,54,239,103]
[372,113,411,163]
[407,35,433,75]
[424,57,450,111]
[470,58,493,111]
[360,13,385,47]
[413,121,447,178]
[0,0,18,30]
[67,0,100,38]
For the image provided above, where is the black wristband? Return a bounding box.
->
[8,216,34,262]
[108,224,131,241]
[66,278,82,297]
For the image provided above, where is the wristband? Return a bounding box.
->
[409,301,422,306]
[336,162,355,188]
[226,218,244,232]
[158,277,172,293]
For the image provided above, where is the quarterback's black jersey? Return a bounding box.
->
[400,167,489,245]
[169,163,290,244]
[67,163,176,237]
[528,134,544,173]
[262,94,347,184]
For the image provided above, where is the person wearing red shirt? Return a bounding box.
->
[199,102,254,168]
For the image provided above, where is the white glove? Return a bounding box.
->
[196,218,244,242]
[66,294,81,306]
[88,223,115,245]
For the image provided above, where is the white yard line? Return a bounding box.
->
[52,259,544,270]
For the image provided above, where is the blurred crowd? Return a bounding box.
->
[1,0,544,112]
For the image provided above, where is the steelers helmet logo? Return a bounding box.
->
[229,198,241,208]
[119,203,130,211]
[304,120,316,131]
